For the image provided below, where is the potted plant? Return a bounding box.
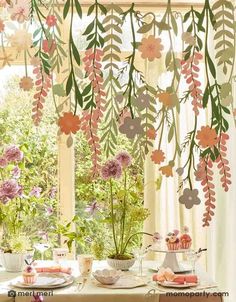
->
[100,151,151,270]
[0,145,47,271]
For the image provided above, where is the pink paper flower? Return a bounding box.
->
[10,0,30,23]
[115,151,132,168]
[0,157,7,168]
[4,145,23,163]
[101,159,122,180]
[0,179,21,204]
[46,15,57,27]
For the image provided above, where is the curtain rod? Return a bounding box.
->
[78,2,204,8]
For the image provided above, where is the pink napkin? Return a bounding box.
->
[153,268,198,284]
[35,266,72,274]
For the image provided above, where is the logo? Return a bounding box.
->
[8,290,16,297]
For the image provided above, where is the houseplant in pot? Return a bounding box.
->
[100,151,150,270]
[0,145,48,271]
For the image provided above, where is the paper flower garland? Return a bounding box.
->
[0,0,235,227]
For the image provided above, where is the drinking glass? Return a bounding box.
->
[185,250,201,273]
[133,247,148,277]
[77,254,93,278]
[34,243,50,261]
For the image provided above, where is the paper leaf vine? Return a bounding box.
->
[32,60,52,126]
[213,0,235,75]
[80,1,107,176]
[101,4,123,157]
[196,157,216,227]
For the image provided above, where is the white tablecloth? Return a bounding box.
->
[0,260,222,302]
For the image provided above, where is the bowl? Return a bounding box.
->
[93,269,122,285]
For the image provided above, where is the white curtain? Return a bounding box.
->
[143,29,236,302]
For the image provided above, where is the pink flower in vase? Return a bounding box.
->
[153,232,162,242]
[4,145,23,163]
[85,201,100,216]
[115,151,132,168]
[12,166,21,179]
[0,157,7,168]
[101,159,122,180]
[48,186,57,199]
[30,186,42,198]
[0,179,21,204]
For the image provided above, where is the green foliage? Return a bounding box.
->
[0,76,58,257]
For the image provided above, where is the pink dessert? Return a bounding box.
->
[22,262,37,285]
[165,230,180,250]
[180,226,192,249]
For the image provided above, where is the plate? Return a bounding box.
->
[157,281,198,288]
[148,263,192,273]
[95,276,146,289]
[12,273,74,289]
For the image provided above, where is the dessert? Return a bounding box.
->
[180,226,192,249]
[22,260,37,284]
[165,230,180,250]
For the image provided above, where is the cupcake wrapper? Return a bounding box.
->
[167,242,180,250]
[23,275,37,284]
[181,242,192,249]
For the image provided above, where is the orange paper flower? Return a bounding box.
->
[159,165,173,177]
[151,150,165,164]
[19,76,33,91]
[58,112,80,135]
[138,35,164,61]
[146,128,156,140]
[196,126,218,148]
[158,92,175,108]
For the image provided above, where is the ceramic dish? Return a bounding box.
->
[93,269,122,285]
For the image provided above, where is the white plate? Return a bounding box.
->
[12,273,74,289]
[95,276,146,289]
[157,281,198,288]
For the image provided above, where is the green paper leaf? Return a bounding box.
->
[88,4,95,16]
[155,21,171,31]
[83,21,95,36]
[71,39,80,66]
[75,0,82,18]
[137,22,153,33]
[66,72,73,95]
[63,0,70,19]
[168,124,174,143]
[53,84,66,97]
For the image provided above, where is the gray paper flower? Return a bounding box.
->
[136,93,151,111]
[179,188,201,209]
[119,117,144,139]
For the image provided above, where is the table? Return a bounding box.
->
[0,260,223,302]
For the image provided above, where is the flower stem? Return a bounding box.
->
[109,179,118,254]
[121,231,152,255]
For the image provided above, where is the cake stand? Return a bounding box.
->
[149,247,191,273]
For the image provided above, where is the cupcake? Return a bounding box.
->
[22,260,37,284]
[166,230,180,250]
[180,226,192,249]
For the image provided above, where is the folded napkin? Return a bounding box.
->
[153,268,198,284]
[35,266,72,275]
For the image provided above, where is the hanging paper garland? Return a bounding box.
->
[0,0,235,227]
